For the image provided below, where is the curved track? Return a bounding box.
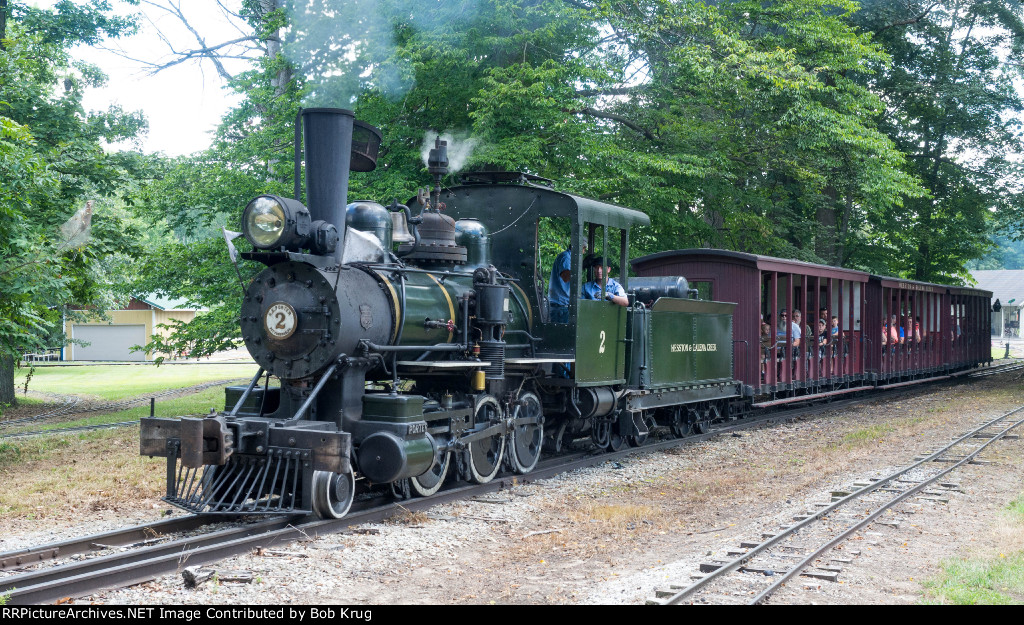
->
[650,404,1024,605]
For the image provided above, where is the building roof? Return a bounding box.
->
[970,270,1024,307]
[139,294,203,311]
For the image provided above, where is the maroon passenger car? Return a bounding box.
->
[632,249,992,407]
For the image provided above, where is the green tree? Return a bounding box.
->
[128,0,300,359]
[465,0,925,266]
[849,0,1024,283]
[133,0,962,357]
[131,0,604,357]
[0,0,147,409]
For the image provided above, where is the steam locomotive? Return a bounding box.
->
[139,108,991,518]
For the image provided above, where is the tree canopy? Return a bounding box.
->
[0,0,149,407]
[849,0,1024,283]
[5,0,1020,366]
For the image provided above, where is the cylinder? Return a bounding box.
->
[302,108,354,243]
[577,386,616,419]
[358,431,435,484]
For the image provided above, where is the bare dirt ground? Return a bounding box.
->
[1,368,1022,605]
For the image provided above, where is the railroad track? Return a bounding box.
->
[648,404,1024,605]
[968,360,1024,378]
[0,421,143,440]
[1,367,1016,604]
[5,362,1017,440]
[0,515,214,573]
[0,402,809,606]
[5,394,82,424]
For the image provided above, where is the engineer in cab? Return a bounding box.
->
[581,255,628,306]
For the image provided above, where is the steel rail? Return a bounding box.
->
[0,421,140,440]
[0,516,303,604]
[748,410,1024,604]
[0,397,917,605]
[0,394,81,426]
[0,515,214,572]
[0,416,753,605]
[1,379,249,429]
[968,361,1024,378]
[662,404,1024,605]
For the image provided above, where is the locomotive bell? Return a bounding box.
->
[391,211,415,243]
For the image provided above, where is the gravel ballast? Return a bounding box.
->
[2,372,1022,605]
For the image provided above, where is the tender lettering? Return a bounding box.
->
[670,343,718,352]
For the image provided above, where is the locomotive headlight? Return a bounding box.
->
[244,197,286,247]
[242,195,311,250]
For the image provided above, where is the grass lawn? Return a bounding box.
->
[0,364,273,514]
[0,428,165,517]
[2,385,239,436]
[923,494,1024,604]
[14,363,259,400]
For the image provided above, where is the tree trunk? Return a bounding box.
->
[815,186,839,264]
[261,0,292,98]
[1,0,9,49]
[0,355,16,410]
[837,192,853,266]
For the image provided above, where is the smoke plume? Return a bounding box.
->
[284,1,485,108]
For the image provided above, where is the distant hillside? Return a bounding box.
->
[968,235,1024,270]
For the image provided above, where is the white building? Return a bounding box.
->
[970,270,1024,337]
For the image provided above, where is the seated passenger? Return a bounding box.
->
[760,316,773,380]
[890,314,903,345]
[795,310,812,348]
[581,255,628,306]
[777,309,802,349]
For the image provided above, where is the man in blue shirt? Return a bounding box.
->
[776,309,802,357]
[581,256,628,306]
[548,247,573,323]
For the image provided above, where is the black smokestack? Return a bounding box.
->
[301,108,355,250]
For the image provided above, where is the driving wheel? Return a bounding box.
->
[508,392,544,474]
[410,451,451,497]
[467,396,505,483]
